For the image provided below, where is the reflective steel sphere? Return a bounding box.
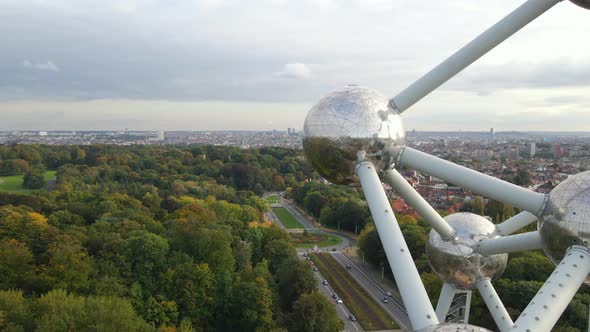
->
[417,323,493,332]
[426,213,508,289]
[571,0,590,10]
[302,86,405,185]
[539,171,590,269]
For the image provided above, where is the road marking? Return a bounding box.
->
[336,304,360,332]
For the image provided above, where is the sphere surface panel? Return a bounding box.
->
[302,86,405,185]
[417,323,493,332]
[539,171,590,269]
[571,0,590,10]
[426,213,507,289]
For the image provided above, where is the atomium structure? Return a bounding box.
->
[302,0,590,331]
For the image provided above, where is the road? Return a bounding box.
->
[266,192,352,251]
[268,192,410,331]
[302,254,362,332]
[330,252,412,331]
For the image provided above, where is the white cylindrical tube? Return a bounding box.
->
[383,169,455,241]
[496,211,538,236]
[512,246,590,332]
[399,147,547,214]
[391,0,562,113]
[356,161,438,331]
[478,231,543,256]
[476,278,514,332]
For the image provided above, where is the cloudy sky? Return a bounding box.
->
[0,0,589,131]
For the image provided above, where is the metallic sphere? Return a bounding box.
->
[302,86,405,185]
[571,0,590,10]
[417,323,493,332]
[426,213,508,289]
[539,171,590,269]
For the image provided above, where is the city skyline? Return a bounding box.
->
[1,0,589,131]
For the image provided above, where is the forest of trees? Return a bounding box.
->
[0,144,341,332]
[1,143,587,331]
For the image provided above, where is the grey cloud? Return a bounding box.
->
[22,60,59,72]
[446,60,590,94]
[275,63,312,80]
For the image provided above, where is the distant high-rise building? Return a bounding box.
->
[38,131,48,136]
[552,143,563,159]
[157,130,165,141]
[527,142,536,157]
[287,128,292,136]
[489,128,494,144]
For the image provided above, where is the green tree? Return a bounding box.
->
[286,292,344,332]
[43,235,94,293]
[357,224,387,268]
[0,239,36,291]
[231,275,275,331]
[35,290,153,332]
[275,257,316,310]
[0,290,34,331]
[263,239,296,273]
[160,262,215,327]
[472,196,485,216]
[23,169,46,189]
[125,231,169,292]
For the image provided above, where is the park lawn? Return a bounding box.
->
[310,253,399,331]
[266,195,279,204]
[291,232,342,248]
[0,170,56,192]
[272,207,304,229]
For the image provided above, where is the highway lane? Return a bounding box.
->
[302,254,362,332]
[330,252,412,331]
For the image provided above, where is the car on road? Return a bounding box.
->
[322,280,328,285]
[345,264,352,270]
[336,298,343,304]
[313,267,318,272]
[385,291,392,297]
[349,314,357,322]
[382,297,389,303]
[332,293,337,299]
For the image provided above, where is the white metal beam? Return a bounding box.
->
[383,168,456,241]
[512,246,590,331]
[477,278,514,332]
[356,161,438,331]
[436,283,458,322]
[496,211,538,236]
[398,147,547,214]
[478,231,543,256]
[390,0,562,113]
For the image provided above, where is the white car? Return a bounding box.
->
[336,298,343,304]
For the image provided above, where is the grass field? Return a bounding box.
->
[290,232,342,248]
[310,253,398,331]
[0,170,56,192]
[265,195,280,204]
[272,207,304,229]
